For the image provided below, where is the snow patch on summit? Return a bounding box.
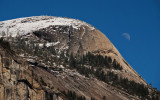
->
[0,16,95,37]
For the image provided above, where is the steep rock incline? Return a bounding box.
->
[0,46,66,100]
[0,16,159,100]
[0,16,146,85]
[0,46,141,100]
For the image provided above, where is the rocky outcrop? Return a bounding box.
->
[0,47,62,100]
[0,16,147,85]
[0,44,142,100]
[33,24,147,85]
[0,16,159,100]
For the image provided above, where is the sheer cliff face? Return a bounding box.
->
[0,47,44,100]
[0,16,146,84]
[30,17,146,85]
[0,16,152,100]
[0,47,64,100]
[0,47,142,100]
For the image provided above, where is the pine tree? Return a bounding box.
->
[69,54,76,68]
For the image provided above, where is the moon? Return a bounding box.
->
[122,33,130,40]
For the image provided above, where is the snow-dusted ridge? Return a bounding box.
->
[0,16,95,37]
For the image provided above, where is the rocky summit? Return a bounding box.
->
[0,16,159,100]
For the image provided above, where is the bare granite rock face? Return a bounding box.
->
[32,24,147,85]
[0,47,62,100]
[0,46,141,100]
[0,16,159,100]
[0,16,146,85]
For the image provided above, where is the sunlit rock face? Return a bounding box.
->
[0,16,156,100]
[1,16,145,84]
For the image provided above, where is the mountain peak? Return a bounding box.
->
[0,16,158,100]
[0,16,146,85]
[0,16,95,37]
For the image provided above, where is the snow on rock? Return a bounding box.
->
[46,42,60,47]
[38,41,60,47]
[0,16,95,37]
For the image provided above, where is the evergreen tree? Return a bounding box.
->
[69,54,76,68]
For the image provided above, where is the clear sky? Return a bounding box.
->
[0,0,160,90]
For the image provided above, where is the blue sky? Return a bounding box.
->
[0,0,160,90]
